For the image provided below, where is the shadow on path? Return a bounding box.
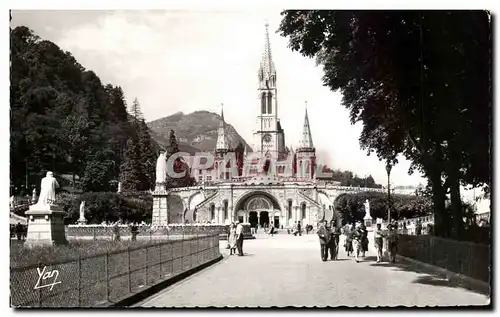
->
[368,257,488,296]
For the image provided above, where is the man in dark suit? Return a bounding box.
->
[317,221,331,261]
[328,221,341,260]
[236,221,244,256]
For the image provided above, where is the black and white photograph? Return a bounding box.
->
[7,5,492,309]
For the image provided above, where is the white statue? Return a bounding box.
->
[364,199,372,220]
[117,182,122,193]
[37,171,59,206]
[155,151,168,183]
[79,201,85,221]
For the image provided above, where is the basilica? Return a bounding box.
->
[151,24,386,228]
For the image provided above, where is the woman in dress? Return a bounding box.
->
[228,223,238,255]
[352,222,363,263]
[344,224,354,257]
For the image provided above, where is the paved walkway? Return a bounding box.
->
[140,232,489,307]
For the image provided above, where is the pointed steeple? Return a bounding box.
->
[216,103,230,152]
[259,22,276,87]
[299,101,314,149]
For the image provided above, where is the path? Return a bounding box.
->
[139,232,489,307]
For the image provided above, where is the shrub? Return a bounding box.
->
[65,192,152,224]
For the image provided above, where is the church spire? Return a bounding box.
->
[216,103,230,152]
[299,101,314,149]
[259,22,276,87]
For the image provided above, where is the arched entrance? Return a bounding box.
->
[259,211,269,227]
[249,211,258,227]
[233,191,281,229]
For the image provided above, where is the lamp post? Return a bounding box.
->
[385,162,392,224]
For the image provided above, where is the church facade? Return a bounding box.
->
[152,24,388,228]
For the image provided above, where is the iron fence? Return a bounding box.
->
[397,234,490,283]
[10,234,220,307]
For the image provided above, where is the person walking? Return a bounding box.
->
[344,224,354,257]
[387,223,399,263]
[352,222,363,263]
[373,223,384,263]
[15,222,23,241]
[360,223,369,257]
[268,221,276,236]
[295,221,302,236]
[317,221,331,262]
[329,221,341,260]
[228,223,238,255]
[235,221,244,256]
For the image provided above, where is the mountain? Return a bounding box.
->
[147,110,253,154]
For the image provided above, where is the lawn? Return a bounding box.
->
[10,239,165,268]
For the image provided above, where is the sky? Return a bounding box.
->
[11,9,427,187]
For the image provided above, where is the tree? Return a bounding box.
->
[334,191,433,225]
[128,97,144,125]
[164,129,195,188]
[10,26,160,195]
[137,119,159,190]
[167,129,179,154]
[119,138,143,191]
[80,149,115,192]
[278,11,491,238]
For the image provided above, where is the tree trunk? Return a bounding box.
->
[429,169,447,237]
[448,164,463,240]
[425,143,448,237]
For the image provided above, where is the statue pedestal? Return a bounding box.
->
[152,183,169,226]
[25,204,67,247]
[364,216,373,231]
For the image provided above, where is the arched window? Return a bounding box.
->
[261,93,266,114]
[287,200,292,220]
[301,203,306,219]
[267,92,272,114]
[210,204,215,221]
[223,200,228,221]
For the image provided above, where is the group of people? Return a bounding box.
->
[291,221,302,236]
[11,222,27,240]
[226,221,245,256]
[317,220,342,261]
[318,220,400,263]
[343,222,369,262]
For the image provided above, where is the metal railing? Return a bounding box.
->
[397,234,490,283]
[10,234,220,307]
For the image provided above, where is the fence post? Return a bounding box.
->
[105,252,109,302]
[127,247,131,293]
[429,236,434,265]
[159,241,163,278]
[145,245,149,286]
[77,255,81,306]
[37,261,42,307]
[171,242,174,276]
